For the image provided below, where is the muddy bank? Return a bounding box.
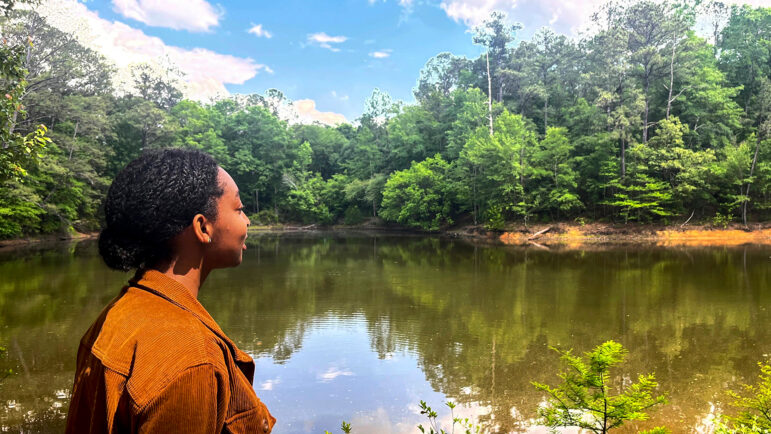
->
[467,222,771,247]
[0,231,97,248]
[5,222,770,250]
[248,221,771,247]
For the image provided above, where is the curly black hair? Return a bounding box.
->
[98,149,224,271]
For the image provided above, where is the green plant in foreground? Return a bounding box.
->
[324,420,351,434]
[718,362,771,432]
[532,340,668,433]
[417,400,480,434]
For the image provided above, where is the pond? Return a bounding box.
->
[0,232,770,433]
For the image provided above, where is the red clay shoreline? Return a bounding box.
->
[2,222,771,249]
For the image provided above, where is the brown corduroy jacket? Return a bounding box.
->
[65,269,275,434]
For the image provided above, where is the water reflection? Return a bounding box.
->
[0,234,769,433]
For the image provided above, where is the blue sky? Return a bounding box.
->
[43,0,766,124]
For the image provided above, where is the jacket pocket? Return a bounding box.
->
[223,406,276,434]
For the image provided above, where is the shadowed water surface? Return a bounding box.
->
[0,233,769,433]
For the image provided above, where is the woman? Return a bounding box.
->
[65,149,275,433]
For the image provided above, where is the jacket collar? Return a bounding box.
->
[129,269,254,367]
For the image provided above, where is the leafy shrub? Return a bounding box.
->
[249,210,279,225]
[720,362,771,432]
[712,212,731,229]
[343,206,364,225]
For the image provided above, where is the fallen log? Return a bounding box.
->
[528,227,552,240]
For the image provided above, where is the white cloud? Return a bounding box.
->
[259,378,280,390]
[317,367,355,382]
[295,99,348,126]
[308,32,348,52]
[247,23,273,38]
[369,49,392,58]
[441,0,606,34]
[112,0,221,32]
[441,0,771,36]
[331,90,349,101]
[39,0,268,101]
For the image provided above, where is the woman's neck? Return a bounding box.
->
[155,258,209,299]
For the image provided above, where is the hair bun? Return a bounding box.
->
[98,226,147,272]
[97,149,221,271]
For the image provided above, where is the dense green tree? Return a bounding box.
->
[385,105,441,172]
[220,105,292,215]
[127,63,183,112]
[471,11,520,103]
[2,0,771,238]
[171,100,229,164]
[461,110,538,227]
[380,154,466,231]
[623,1,679,143]
[719,5,771,127]
[291,124,348,179]
[0,39,48,181]
[532,127,582,217]
[414,52,469,104]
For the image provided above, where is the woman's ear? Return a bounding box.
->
[192,213,214,245]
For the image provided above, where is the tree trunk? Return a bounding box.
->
[68,121,79,160]
[643,73,650,143]
[255,189,259,213]
[472,166,478,225]
[666,39,676,120]
[544,93,548,131]
[742,137,761,226]
[519,147,524,187]
[486,51,493,136]
[621,134,626,179]
[8,22,36,136]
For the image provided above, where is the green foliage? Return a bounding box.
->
[0,40,49,181]
[2,0,771,238]
[250,210,279,225]
[0,179,43,238]
[461,110,538,225]
[712,212,732,229]
[417,400,481,434]
[533,340,668,433]
[602,170,674,224]
[282,173,332,224]
[323,420,351,434]
[533,126,582,215]
[724,362,771,431]
[380,155,464,231]
[343,206,364,225]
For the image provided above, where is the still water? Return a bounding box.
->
[1,232,770,433]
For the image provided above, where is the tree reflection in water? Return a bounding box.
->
[0,234,769,432]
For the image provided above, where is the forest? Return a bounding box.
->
[0,0,769,237]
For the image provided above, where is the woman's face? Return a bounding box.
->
[207,168,250,268]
